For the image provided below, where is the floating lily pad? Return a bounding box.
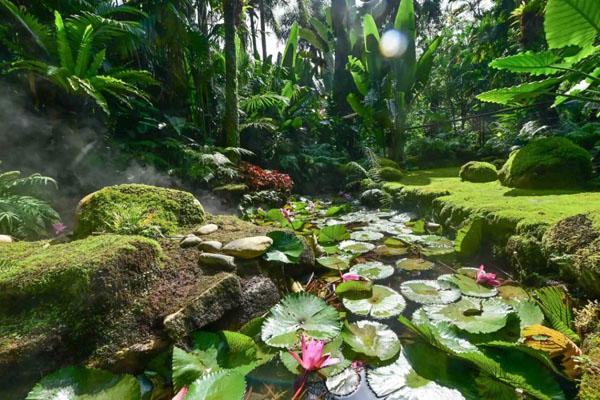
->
[396,258,435,272]
[375,245,409,257]
[350,230,384,241]
[319,224,350,244]
[342,320,400,361]
[367,351,465,400]
[456,267,478,278]
[343,285,406,319]
[336,280,373,300]
[438,273,497,298]
[424,297,512,334]
[511,299,544,330]
[400,280,461,305]
[326,367,361,397]
[390,213,414,223]
[261,293,342,347]
[497,284,529,301]
[338,240,376,255]
[384,237,407,247]
[350,261,395,280]
[317,255,350,271]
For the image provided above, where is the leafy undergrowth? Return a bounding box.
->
[384,167,600,233]
[21,198,585,400]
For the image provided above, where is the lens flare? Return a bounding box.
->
[379,30,408,58]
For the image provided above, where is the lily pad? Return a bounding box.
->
[338,240,375,255]
[261,293,342,347]
[497,284,529,301]
[343,285,406,319]
[264,231,304,264]
[396,258,435,272]
[438,273,497,298]
[317,255,350,271]
[384,237,407,247]
[400,280,461,305]
[326,368,361,397]
[319,224,350,244]
[374,245,409,257]
[187,370,246,400]
[350,230,384,241]
[511,300,544,330]
[336,280,374,300]
[390,213,414,223]
[424,297,513,334]
[350,261,394,280]
[367,351,465,400]
[342,320,401,361]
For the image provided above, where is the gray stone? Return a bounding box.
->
[163,273,242,341]
[0,235,13,243]
[198,240,223,253]
[359,189,392,209]
[222,236,273,259]
[198,252,236,271]
[196,223,219,235]
[180,234,202,248]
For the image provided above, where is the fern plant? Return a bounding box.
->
[0,1,155,114]
[0,167,60,239]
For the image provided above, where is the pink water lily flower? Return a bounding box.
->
[476,265,501,287]
[280,208,295,224]
[172,386,188,400]
[342,272,361,282]
[289,335,340,372]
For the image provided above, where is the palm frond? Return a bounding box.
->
[0,0,52,53]
[240,93,290,113]
[110,69,157,86]
[240,117,277,132]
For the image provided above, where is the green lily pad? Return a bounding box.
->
[26,366,140,400]
[438,273,497,298]
[424,297,513,334]
[367,351,465,400]
[319,224,350,244]
[390,213,413,223]
[325,367,361,397]
[264,231,304,264]
[336,280,374,300]
[261,293,342,347]
[350,230,384,241]
[343,285,406,319]
[497,284,529,301]
[187,370,246,400]
[342,320,400,361]
[384,237,407,247]
[511,299,544,330]
[338,240,375,255]
[350,261,394,280]
[396,258,435,272]
[400,280,461,305]
[375,245,409,257]
[317,255,350,271]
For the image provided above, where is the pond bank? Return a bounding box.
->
[382,167,600,298]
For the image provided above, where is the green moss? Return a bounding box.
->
[506,235,546,278]
[360,178,380,191]
[459,161,497,183]
[377,166,403,182]
[498,137,592,189]
[579,333,600,400]
[454,218,483,258]
[74,184,205,238]
[377,157,401,170]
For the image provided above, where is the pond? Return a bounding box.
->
[241,197,577,400]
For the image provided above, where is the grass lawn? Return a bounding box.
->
[383,167,600,233]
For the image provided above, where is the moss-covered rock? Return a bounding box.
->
[579,333,600,400]
[506,235,546,278]
[377,166,403,182]
[498,137,593,189]
[360,189,392,209]
[74,184,205,238]
[454,218,483,258]
[360,178,380,191]
[459,161,498,183]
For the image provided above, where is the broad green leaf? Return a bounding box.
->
[477,79,561,105]
[400,280,461,304]
[393,0,417,92]
[349,230,384,241]
[424,298,512,334]
[544,0,600,49]
[438,273,497,298]
[336,280,373,300]
[261,293,341,347]
[414,36,442,90]
[264,231,304,264]
[187,370,246,400]
[367,351,465,400]
[554,66,600,106]
[317,255,350,271]
[490,51,564,75]
[396,258,434,271]
[363,13,381,81]
[343,285,406,319]
[325,367,361,397]
[281,22,299,75]
[338,240,375,254]
[324,204,350,217]
[26,366,140,400]
[511,300,545,330]
[318,224,349,244]
[54,11,74,72]
[350,261,395,280]
[342,320,400,361]
[172,346,219,391]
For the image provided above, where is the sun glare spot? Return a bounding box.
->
[380,30,408,58]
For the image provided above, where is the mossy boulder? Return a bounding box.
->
[454,218,483,258]
[0,235,162,398]
[74,184,205,238]
[360,189,392,209]
[459,161,498,183]
[498,137,592,189]
[377,157,401,170]
[579,333,600,400]
[506,235,546,278]
[377,166,403,182]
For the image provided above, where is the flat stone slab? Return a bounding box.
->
[180,234,202,248]
[0,235,12,243]
[222,236,273,259]
[163,273,242,341]
[196,224,219,235]
[198,253,236,271]
[198,240,223,253]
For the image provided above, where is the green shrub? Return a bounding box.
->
[499,137,593,189]
[565,123,600,150]
[459,161,498,183]
[377,157,401,170]
[377,167,403,182]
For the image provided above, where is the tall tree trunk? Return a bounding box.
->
[331,0,353,115]
[250,10,259,59]
[259,0,268,61]
[197,0,208,36]
[223,0,240,147]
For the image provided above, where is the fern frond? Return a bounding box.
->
[0,0,52,53]
[222,147,255,157]
[240,93,290,113]
[240,117,277,132]
[86,48,106,77]
[54,11,74,72]
[534,286,580,344]
[74,24,94,76]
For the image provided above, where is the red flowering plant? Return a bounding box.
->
[241,162,293,193]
